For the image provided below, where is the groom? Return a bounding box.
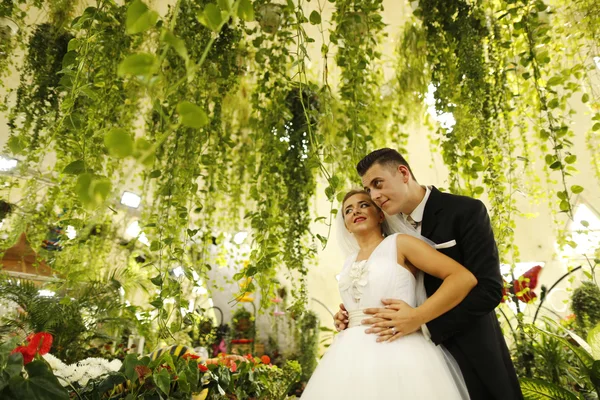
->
[334,148,523,400]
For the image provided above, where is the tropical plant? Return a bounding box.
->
[572,281,600,338]
[0,277,138,363]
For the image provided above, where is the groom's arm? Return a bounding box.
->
[426,199,504,345]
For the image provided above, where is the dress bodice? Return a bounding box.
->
[338,233,416,312]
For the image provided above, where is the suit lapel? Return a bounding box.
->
[421,186,444,239]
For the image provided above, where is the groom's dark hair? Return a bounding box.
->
[356,148,417,181]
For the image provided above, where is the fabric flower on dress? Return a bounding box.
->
[339,260,369,303]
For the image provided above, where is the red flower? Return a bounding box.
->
[11,332,53,365]
[260,355,270,365]
[11,346,35,364]
[182,353,201,360]
[199,364,208,372]
[501,266,543,304]
[134,365,152,381]
[230,362,237,373]
[231,339,253,344]
[26,332,53,355]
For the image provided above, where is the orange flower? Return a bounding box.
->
[230,362,237,373]
[182,353,201,360]
[260,355,271,365]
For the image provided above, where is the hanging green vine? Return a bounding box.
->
[329,0,386,183]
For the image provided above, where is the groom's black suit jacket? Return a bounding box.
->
[421,187,523,400]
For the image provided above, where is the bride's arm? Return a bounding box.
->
[396,234,477,325]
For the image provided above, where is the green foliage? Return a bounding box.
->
[0,356,69,400]
[0,277,137,364]
[292,310,319,383]
[1,0,600,362]
[520,378,579,400]
[572,281,600,338]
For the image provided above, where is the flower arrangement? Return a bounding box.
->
[0,332,301,400]
[43,353,122,387]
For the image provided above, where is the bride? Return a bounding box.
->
[301,189,475,399]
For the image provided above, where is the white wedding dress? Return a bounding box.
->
[302,234,469,399]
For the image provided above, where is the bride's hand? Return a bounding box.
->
[334,303,349,331]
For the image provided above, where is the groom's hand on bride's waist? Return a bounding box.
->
[362,299,422,342]
[334,303,349,331]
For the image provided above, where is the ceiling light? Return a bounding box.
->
[0,156,18,172]
[121,191,141,208]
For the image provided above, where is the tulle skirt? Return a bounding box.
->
[301,325,469,399]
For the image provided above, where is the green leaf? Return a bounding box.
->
[559,200,570,212]
[177,101,209,128]
[134,138,155,167]
[316,233,327,246]
[6,353,23,378]
[544,154,556,165]
[126,0,159,34]
[564,155,577,164]
[591,360,600,392]
[91,177,112,205]
[549,161,562,170]
[149,298,163,308]
[62,160,86,175]
[7,136,25,155]
[218,0,232,12]
[593,123,600,132]
[571,185,584,194]
[309,10,321,24]
[547,76,562,86]
[161,30,188,62]
[582,93,590,103]
[238,0,254,21]
[198,4,223,31]
[9,360,69,400]
[118,53,157,77]
[104,128,134,158]
[75,173,93,206]
[588,323,600,360]
[473,186,484,195]
[67,38,81,52]
[519,378,578,400]
[150,275,162,286]
[548,98,560,109]
[154,367,171,395]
